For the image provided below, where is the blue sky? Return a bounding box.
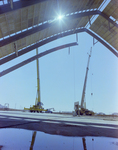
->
[0,32,118,114]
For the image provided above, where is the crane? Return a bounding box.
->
[81,47,92,108]
[24,42,78,113]
[74,47,94,116]
[34,48,43,110]
[24,48,47,113]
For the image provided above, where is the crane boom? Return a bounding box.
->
[73,47,94,116]
[36,48,41,104]
[81,47,92,108]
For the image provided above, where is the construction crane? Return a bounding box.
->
[24,48,48,113]
[74,47,94,116]
[24,42,78,113]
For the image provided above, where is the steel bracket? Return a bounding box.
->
[93,37,98,46]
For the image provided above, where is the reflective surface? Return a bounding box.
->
[0,128,118,150]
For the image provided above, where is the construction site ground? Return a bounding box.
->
[0,111,118,138]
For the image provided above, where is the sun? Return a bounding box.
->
[58,15,64,20]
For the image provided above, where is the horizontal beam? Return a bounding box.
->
[0,0,47,15]
[0,42,78,77]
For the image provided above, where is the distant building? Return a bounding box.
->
[0,104,9,109]
[112,113,118,116]
[0,104,5,108]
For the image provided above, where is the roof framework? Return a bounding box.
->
[0,42,78,77]
[0,0,118,66]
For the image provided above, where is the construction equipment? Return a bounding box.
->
[24,48,48,113]
[45,108,55,113]
[24,42,78,113]
[74,47,94,116]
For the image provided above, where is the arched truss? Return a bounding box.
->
[0,42,78,77]
[0,27,117,66]
[0,0,118,66]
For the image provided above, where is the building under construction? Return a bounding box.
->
[0,0,118,112]
[0,1,118,149]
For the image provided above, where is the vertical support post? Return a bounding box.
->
[36,48,41,103]
[14,42,18,56]
[76,33,78,43]
[93,37,95,46]
[88,16,91,26]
